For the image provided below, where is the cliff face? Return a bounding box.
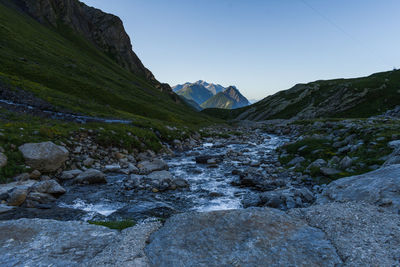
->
[16,0,161,87]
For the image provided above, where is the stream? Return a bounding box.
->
[53,131,286,222]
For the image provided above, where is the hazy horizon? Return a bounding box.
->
[80,0,400,100]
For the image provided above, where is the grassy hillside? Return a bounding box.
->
[0,0,211,126]
[203,69,400,120]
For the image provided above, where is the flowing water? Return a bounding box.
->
[55,132,286,221]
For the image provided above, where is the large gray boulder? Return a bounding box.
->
[289,202,400,267]
[0,218,118,266]
[317,164,400,211]
[73,169,106,184]
[145,208,342,267]
[19,142,69,172]
[138,159,168,174]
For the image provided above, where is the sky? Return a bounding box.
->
[81,0,400,100]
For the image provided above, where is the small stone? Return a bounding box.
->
[7,187,28,206]
[152,188,159,193]
[30,170,41,180]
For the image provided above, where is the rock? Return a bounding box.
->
[289,202,400,267]
[172,177,189,188]
[339,156,353,169]
[0,152,7,168]
[60,169,82,180]
[307,159,327,169]
[14,173,30,182]
[18,142,69,172]
[0,204,15,214]
[31,180,66,195]
[317,164,400,211]
[26,192,56,206]
[29,170,41,180]
[388,140,400,149]
[145,208,342,266]
[138,159,168,174]
[83,157,94,167]
[128,163,139,174]
[320,167,340,177]
[7,187,29,206]
[89,222,161,267]
[195,155,223,164]
[383,146,400,166]
[287,156,305,166]
[0,218,118,266]
[74,169,106,184]
[104,164,121,172]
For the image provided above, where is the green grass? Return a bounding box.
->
[88,220,136,230]
[0,0,216,126]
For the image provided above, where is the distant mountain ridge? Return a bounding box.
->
[173,81,250,110]
[201,86,250,109]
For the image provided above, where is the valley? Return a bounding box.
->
[1,0,400,266]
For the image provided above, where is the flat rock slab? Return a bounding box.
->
[317,164,400,211]
[0,218,117,266]
[90,221,161,267]
[289,202,400,266]
[145,208,342,267]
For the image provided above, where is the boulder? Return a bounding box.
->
[74,169,106,184]
[7,187,29,206]
[0,219,118,266]
[289,202,400,267]
[31,180,66,195]
[18,142,69,172]
[287,156,305,166]
[145,208,342,266]
[339,156,353,169]
[317,164,400,211]
[138,159,168,174]
[60,169,82,180]
[320,167,340,177]
[0,152,7,168]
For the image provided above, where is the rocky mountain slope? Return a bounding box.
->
[0,0,210,124]
[205,69,400,120]
[14,0,157,85]
[201,86,250,109]
[174,80,250,109]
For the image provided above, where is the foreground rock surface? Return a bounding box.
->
[145,208,342,267]
[317,164,400,211]
[18,141,68,172]
[290,202,400,266]
[0,218,117,266]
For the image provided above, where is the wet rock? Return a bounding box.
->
[172,177,189,188]
[145,208,342,266]
[113,201,177,220]
[31,180,66,195]
[18,141,69,172]
[0,152,7,168]
[317,164,400,212]
[74,169,106,184]
[0,219,118,266]
[60,169,82,180]
[138,159,168,174]
[195,155,223,164]
[26,192,56,206]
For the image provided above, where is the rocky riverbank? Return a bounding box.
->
[1,116,400,266]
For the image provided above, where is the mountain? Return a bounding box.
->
[174,81,249,109]
[201,86,250,109]
[176,83,214,105]
[203,69,400,120]
[0,0,210,124]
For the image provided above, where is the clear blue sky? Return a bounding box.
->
[81,0,400,100]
